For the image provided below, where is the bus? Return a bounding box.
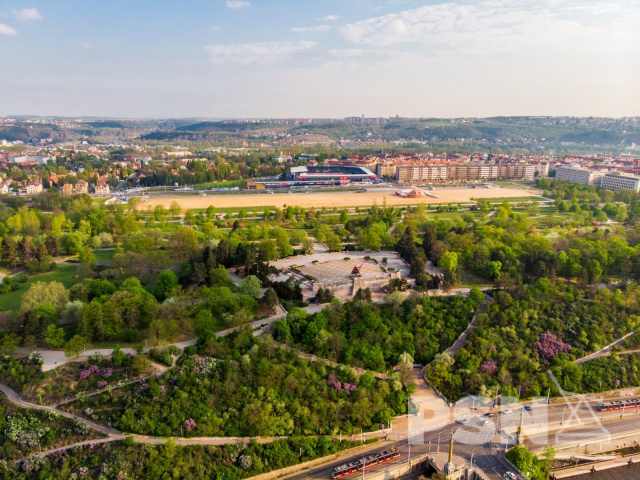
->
[330,449,400,479]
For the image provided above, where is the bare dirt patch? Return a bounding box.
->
[137,187,536,211]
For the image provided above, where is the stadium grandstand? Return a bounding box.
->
[248,165,377,189]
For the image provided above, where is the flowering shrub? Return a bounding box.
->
[73,420,91,436]
[534,332,571,361]
[327,374,358,393]
[480,359,498,375]
[238,454,253,470]
[326,373,341,391]
[97,381,108,388]
[87,353,104,364]
[184,418,196,431]
[20,454,46,472]
[5,413,51,448]
[51,449,68,466]
[193,357,220,375]
[42,410,61,421]
[21,353,44,366]
[101,368,113,379]
[343,383,358,393]
[79,370,91,380]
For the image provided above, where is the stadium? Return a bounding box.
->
[248,165,377,189]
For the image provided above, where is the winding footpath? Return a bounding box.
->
[574,330,637,365]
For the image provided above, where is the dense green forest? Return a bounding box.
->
[426,282,640,400]
[274,291,482,371]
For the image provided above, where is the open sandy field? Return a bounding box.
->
[137,187,537,211]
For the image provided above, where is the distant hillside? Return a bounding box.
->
[0,124,66,142]
[140,117,639,148]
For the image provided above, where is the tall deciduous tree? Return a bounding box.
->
[44,323,66,349]
[64,335,89,358]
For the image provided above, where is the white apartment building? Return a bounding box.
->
[25,183,43,195]
[396,164,448,182]
[533,163,550,177]
[497,163,535,180]
[600,173,640,192]
[556,165,606,185]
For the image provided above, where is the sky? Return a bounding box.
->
[0,0,639,119]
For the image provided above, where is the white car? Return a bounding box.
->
[504,472,516,479]
[503,409,513,415]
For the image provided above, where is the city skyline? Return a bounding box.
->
[1,0,639,118]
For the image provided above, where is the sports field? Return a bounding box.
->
[137,187,537,211]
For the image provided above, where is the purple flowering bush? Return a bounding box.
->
[327,374,358,394]
[480,359,498,375]
[326,373,342,391]
[184,418,196,431]
[534,332,571,361]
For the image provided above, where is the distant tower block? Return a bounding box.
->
[444,431,456,477]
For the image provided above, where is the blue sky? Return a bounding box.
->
[0,0,639,118]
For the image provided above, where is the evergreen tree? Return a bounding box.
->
[3,236,19,267]
[19,235,36,264]
[46,232,60,256]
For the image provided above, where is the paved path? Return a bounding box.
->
[273,341,389,379]
[574,331,637,365]
[18,305,293,370]
[0,383,120,436]
[441,294,493,358]
[52,361,171,407]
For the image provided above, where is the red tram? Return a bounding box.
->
[330,449,400,479]
[597,398,640,411]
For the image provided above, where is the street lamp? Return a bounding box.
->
[470,448,477,468]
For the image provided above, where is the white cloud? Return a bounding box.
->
[206,41,316,64]
[209,25,222,31]
[79,42,92,50]
[0,23,17,35]
[291,25,330,33]
[226,1,250,9]
[318,15,340,21]
[12,8,42,21]
[329,48,364,58]
[339,0,639,53]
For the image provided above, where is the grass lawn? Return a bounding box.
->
[194,180,245,190]
[428,210,487,220]
[470,196,543,203]
[191,205,279,214]
[458,269,494,288]
[0,264,79,312]
[93,249,115,263]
